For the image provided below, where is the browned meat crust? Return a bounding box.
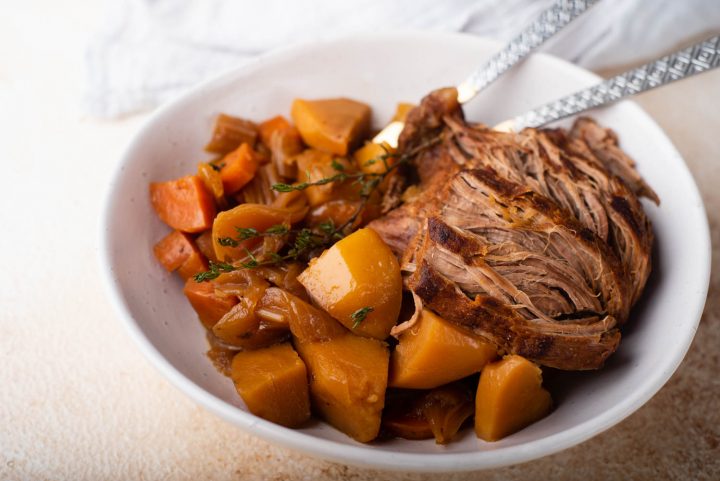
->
[409,259,620,371]
[370,88,657,370]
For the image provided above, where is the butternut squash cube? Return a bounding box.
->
[474,355,552,442]
[392,102,415,122]
[296,334,389,442]
[298,228,402,340]
[353,141,394,176]
[230,343,310,428]
[390,309,497,389]
[291,98,371,155]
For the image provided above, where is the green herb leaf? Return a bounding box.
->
[331,158,345,171]
[217,237,239,247]
[351,306,374,329]
[238,249,259,269]
[265,224,290,235]
[266,252,285,263]
[193,261,237,282]
[270,182,302,193]
[270,173,347,192]
[235,227,259,240]
[317,219,336,235]
[360,177,380,197]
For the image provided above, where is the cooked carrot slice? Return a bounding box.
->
[183,278,238,329]
[219,143,259,194]
[153,230,208,280]
[150,175,216,233]
[177,250,208,281]
[153,230,195,272]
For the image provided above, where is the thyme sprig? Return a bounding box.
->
[193,220,342,282]
[351,306,375,329]
[271,173,348,194]
[193,261,237,282]
[270,137,437,197]
[193,136,440,283]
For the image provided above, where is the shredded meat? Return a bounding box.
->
[369,88,658,370]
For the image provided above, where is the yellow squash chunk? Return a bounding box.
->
[212,203,307,261]
[392,102,415,122]
[475,355,552,442]
[296,334,389,442]
[298,228,402,340]
[230,343,310,428]
[353,141,394,176]
[389,309,497,389]
[291,98,371,155]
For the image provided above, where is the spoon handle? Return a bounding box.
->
[456,0,600,103]
[505,35,720,130]
[374,0,599,147]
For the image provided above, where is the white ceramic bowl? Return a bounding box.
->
[101,32,711,471]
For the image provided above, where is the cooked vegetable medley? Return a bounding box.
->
[149,97,553,443]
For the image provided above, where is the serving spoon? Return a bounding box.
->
[373,0,600,147]
[494,34,720,132]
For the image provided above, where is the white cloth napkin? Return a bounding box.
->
[84,0,720,118]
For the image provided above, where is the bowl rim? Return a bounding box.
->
[99,31,711,472]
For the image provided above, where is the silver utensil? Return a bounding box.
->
[495,35,720,132]
[373,0,599,147]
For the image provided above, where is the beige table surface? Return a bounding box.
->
[1,3,718,480]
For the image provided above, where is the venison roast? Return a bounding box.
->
[369,88,658,370]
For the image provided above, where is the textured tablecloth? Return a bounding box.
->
[83,0,720,118]
[1,2,718,480]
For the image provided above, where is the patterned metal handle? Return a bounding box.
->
[456,0,599,103]
[508,35,720,130]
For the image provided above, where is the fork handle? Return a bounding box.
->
[456,0,600,103]
[509,35,720,130]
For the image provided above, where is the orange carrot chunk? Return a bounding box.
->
[177,250,208,281]
[153,230,208,281]
[183,278,238,329]
[153,230,195,272]
[150,175,216,233]
[219,143,259,194]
